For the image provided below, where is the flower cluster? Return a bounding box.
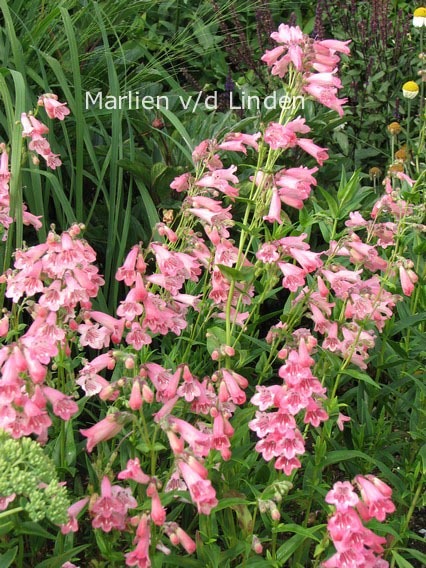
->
[0,144,42,240]
[21,93,70,169]
[261,24,350,115]
[0,430,70,524]
[0,22,420,568]
[323,476,395,567]
[0,224,103,440]
[249,337,327,476]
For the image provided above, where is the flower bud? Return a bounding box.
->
[387,122,401,136]
[402,81,419,98]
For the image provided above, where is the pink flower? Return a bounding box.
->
[325,481,359,510]
[217,368,248,405]
[317,39,351,55]
[297,138,329,165]
[178,459,218,515]
[337,412,351,431]
[60,497,89,534]
[90,477,129,533]
[175,526,196,554]
[263,187,283,224]
[303,83,347,116]
[38,94,70,120]
[42,386,78,420]
[116,245,141,286]
[80,414,125,452]
[218,132,261,153]
[354,475,395,522]
[275,166,318,209]
[169,416,211,457]
[147,483,166,526]
[278,262,307,291]
[118,458,150,484]
[196,166,239,199]
[0,493,16,511]
[345,211,368,228]
[170,172,191,192]
[264,122,299,150]
[399,265,418,296]
[125,515,151,567]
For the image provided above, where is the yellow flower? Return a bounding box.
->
[402,81,420,98]
[369,167,382,180]
[387,122,402,136]
[388,163,404,174]
[413,7,426,27]
[395,146,407,162]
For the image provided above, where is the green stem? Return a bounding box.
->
[0,506,24,520]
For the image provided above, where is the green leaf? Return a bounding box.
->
[0,547,17,568]
[390,312,426,336]
[35,545,90,568]
[212,496,251,512]
[275,523,324,542]
[391,551,415,568]
[15,522,55,539]
[318,187,338,217]
[418,444,426,474]
[276,534,306,563]
[343,369,381,389]
[217,264,255,283]
[399,548,426,565]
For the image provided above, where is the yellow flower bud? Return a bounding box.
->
[369,167,382,180]
[402,81,420,98]
[413,7,426,27]
[387,122,402,136]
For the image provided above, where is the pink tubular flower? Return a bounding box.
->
[323,477,391,568]
[80,413,125,452]
[264,122,295,150]
[354,475,395,522]
[278,262,307,291]
[126,515,151,567]
[170,172,191,192]
[90,476,135,533]
[399,265,418,296]
[178,459,218,515]
[196,165,239,199]
[218,132,261,153]
[175,526,196,554]
[337,412,351,431]
[60,497,89,534]
[38,94,71,120]
[147,483,166,526]
[0,493,16,511]
[42,386,78,420]
[263,187,283,224]
[275,166,318,209]
[317,39,351,55]
[297,138,329,165]
[116,244,141,286]
[118,457,150,484]
[325,481,359,510]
